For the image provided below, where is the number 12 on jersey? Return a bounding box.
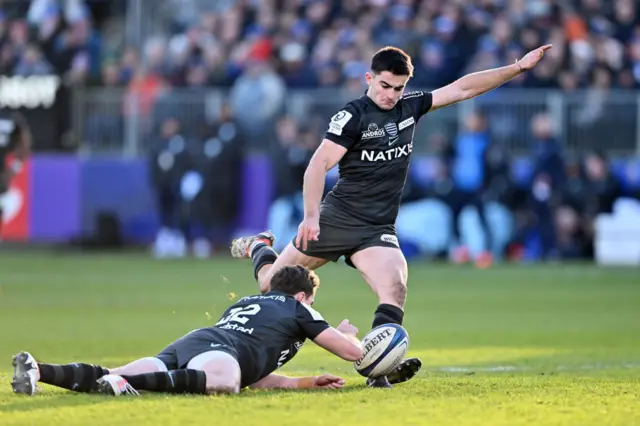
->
[216,304,261,326]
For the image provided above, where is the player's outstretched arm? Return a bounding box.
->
[249,373,345,390]
[429,44,552,112]
[313,319,363,361]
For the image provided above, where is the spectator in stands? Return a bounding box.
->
[149,117,192,258]
[14,43,52,75]
[448,111,494,267]
[267,116,315,252]
[581,150,624,258]
[229,58,285,149]
[194,102,244,254]
[529,112,566,260]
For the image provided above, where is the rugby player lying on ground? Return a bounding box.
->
[11,266,362,396]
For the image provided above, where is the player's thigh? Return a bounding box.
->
[349,245,408,306]
[264,242,329,280]
[187,350,241,394]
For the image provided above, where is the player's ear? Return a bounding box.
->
[365,72,374,86]
[293,292,306,303]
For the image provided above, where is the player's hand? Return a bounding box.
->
[517,44,552,71]
[295,215,320,251]
[337,319,359,337]
[314,374,345,389]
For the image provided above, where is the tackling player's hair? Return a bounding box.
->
[270,265,319,297]
[371,46,414,77]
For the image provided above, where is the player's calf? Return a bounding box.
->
[115,369,208,394]
[12,351,110,395]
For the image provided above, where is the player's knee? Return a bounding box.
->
[204,372,240,395]
[147,357,169,372]
[258,274,272,294]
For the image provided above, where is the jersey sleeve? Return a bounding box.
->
[295,303,330,340]
[323,104,360,149]
[402,91,433,119]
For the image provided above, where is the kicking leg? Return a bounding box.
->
[349,246,421,388]
[231,232,327,293]
[12,351,109,395]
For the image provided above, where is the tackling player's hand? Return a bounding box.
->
[314,374,345,389]
[517,44,552,71]
[295,215,320,251]
[337,319,359,337]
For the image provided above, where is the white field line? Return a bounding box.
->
[429,363,640,373]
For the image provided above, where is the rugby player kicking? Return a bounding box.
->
[232,44,552,387]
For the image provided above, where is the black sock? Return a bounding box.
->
[122,369,207,394]
[250,243,278,280]
[38,363,109,393]
[372,304,405,328]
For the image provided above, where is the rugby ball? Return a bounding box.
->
[354,324,409,378]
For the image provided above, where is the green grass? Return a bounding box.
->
[1,252,639,425]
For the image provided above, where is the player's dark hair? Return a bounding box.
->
[270,265,319,297]
[371,46,414,77]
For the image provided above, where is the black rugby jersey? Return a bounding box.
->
[322,91,433,225]
[212,291,330,388]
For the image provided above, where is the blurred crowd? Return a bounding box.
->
[3,0,640,261]
[4,0,639,92]
[425,110,640,262]
[97,0,640,92]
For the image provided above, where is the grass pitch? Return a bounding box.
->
[1,252,639,425]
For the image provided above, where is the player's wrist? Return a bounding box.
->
[296,376,317,389]
[513,60,524,74]
[303,211,320,220]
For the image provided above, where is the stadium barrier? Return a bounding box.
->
[2,154,639,251]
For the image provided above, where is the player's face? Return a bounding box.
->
[365,71,409,110]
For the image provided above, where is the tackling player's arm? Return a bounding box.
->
[249,373,345,390]
[296,304,363,362]
[429,44,552,112]
[313,320,363,361]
